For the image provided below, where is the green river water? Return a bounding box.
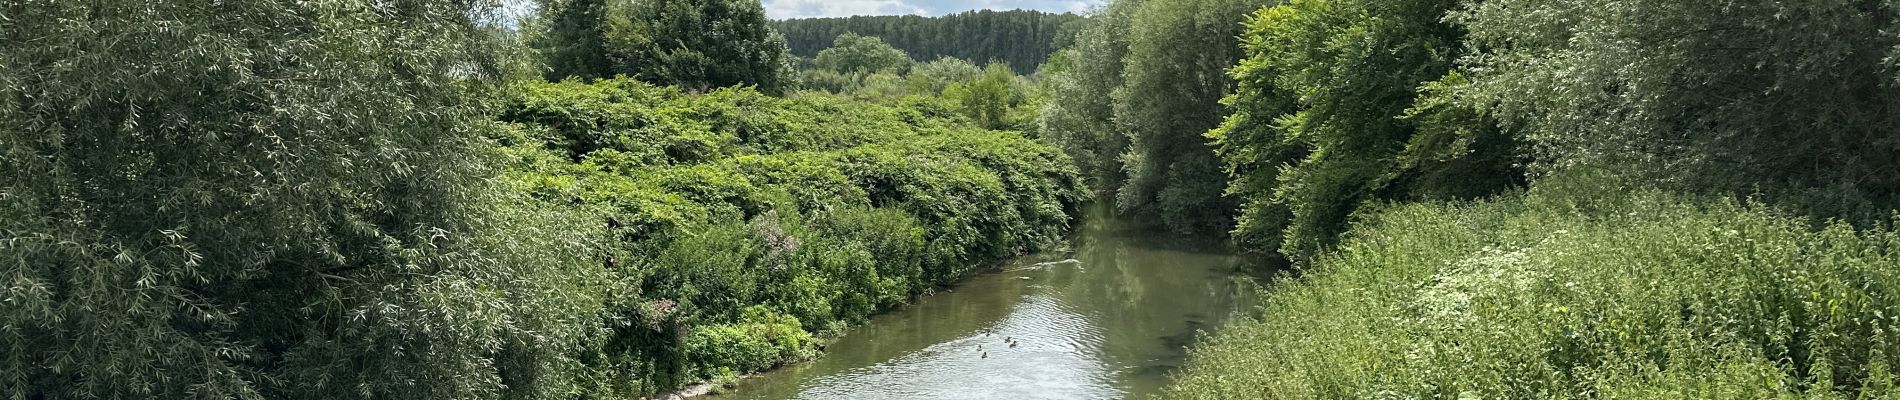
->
[712,215,1252,400]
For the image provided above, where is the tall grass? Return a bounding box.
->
[1166,179,1900,398]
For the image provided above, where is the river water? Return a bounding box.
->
[713,215,1251,400]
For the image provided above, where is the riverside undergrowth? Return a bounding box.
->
[1166,176,1900,399]
[495,78,1086,395]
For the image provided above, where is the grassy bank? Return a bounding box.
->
[1166,180,1900,398]
[494,79,1085,395]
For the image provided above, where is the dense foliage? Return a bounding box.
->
[1036,0,1141,198]
[1457,0,1900,222]
[774,10,1084,75]
[0,0,1086,397]
[812,33,916,75]
[1037,0,1261,237]
[495,79,1086,393]
[1210,0,1523,262]
[532,0,792,94]
[1167,179,1900,398]
[1169,0,1900,397]
[0,0,609,398]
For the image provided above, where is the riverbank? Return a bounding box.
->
[498,79,1089,396]
[1165,186,1900,398]
[652,253,1062,399]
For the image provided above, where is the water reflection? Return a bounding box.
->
[716,216,1247,400]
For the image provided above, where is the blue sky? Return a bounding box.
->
[761,0,1103,19]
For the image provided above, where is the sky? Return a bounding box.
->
[761,0,1104,19]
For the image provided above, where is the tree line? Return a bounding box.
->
[773,9,1084,75]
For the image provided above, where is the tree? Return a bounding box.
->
[1112,0,1264,237]
[535,0,614,81]
[0,0,604,398]
[909,56,984,95]
[1037,0,1144,198]
[1209,0,1523,261]
[813,33,916,75]
[609,0,793,94]
[944,63,1019,130]
[532,0,792,94]
[773,10,1084,75]
[1459,0,1900,221]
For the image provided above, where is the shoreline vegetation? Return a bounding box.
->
[1167,178,1900,398]
[7,0,1900,397]
[496,78,1087,395]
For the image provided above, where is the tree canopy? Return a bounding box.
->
[534,0,792,93]
[774,9,1083,75]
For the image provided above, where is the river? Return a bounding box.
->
[712,214,1252,400]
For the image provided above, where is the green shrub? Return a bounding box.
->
[496,78,1085,394]
[1169,181,1900,398]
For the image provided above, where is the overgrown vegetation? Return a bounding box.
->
[0,1,1083,396]
[493,78,1085,393]
[0,1,606,398]
[1168,0,1900,397]
[1210,0,1522,262]
[1167,178,1900,398]
[14,0,1900,397]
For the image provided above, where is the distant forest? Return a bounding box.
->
[773,9,1085,74]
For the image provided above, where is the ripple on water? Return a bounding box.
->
[784,295,1119,400]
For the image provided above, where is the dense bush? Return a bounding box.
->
[0,1,610,398]
[1167,177,1900,398]
[496,78,1086,393]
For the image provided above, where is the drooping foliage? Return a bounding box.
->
[532,0,792,94]
[1035,0,1262,238]
[774,9,1084,74]
[0,0,609,398]
[495,79,1086,393]
[1110,0,1264,237]
[1458,0,1900,222]
[1210,0,1523,261]
[1037,0,1142,198]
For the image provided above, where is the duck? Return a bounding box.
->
[1009,341,1019,349]
[981,352,988,359]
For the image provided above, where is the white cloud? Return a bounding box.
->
[763,0,929,19]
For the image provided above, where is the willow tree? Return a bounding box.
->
[1112,0,1264,237]
[1459,0,1900,220]
[1037,0,1144,198]
[0,0,604,398]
